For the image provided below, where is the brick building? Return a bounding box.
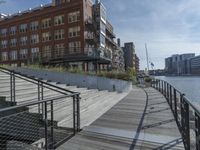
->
[0,0,119,71]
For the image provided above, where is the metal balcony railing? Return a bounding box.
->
[152,79,199,150]
[0,67,80,150]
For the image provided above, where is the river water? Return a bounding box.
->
[155,76,200,104]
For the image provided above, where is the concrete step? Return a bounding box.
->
[58,92,119,128]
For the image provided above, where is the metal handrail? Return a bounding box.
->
[152,78,200,150]
[0,66,81,150]
[155,79,200,116]
[0,66,80,95]
[0,94,76,114]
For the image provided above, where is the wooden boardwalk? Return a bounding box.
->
[57,87,184,150]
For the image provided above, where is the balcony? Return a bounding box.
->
[84,31,97,44]
[106,21,116,38]
[105,36,117,46]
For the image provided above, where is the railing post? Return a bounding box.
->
[44,101,48,150]
[162,80,164,94]
[10,72,13,102]
[164,82,166,97]
[76,95,80,132]
[73,95,76,135]
[166,83,169,102]
[38,81,41,114]
[195,113,200,150]
[169,85,172,108]
[50,100,54,149]
[158,80,161,92]
[73,94,80,134]
[181,96,190,150]
[174,89,178,123]
[13,73,16,103]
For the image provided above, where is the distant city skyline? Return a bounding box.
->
[1,0,200,69]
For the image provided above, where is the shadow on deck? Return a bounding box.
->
[57,87,184,150]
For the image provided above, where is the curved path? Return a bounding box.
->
[57,86,184,150]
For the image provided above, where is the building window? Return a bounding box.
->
[1,52,8,61]
[55,43,65,58]
[54,15,64,26]
[10,26,17,35]
[10,39,17,47]
[10,51,18,60]
[31,34,39,44]
[19,49,28,59]
[68,11,80,23]
[69,41,81,54]
[68,26,80,38]
[19,24,28,33]
[42,45,52,59]
[42,18,51,29]
[1,28,7,37]
[100,34,105,47]
[20,36,28,46]
[54,29,65,40]
[31,47,40,60]
[42,32,51,42]
[1,40,8,49]
[30,21,39,31]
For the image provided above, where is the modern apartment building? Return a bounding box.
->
[135,54,140,73]
[189,55,200,75]
[111,38,124,71]
[0,0,117,71]
[165,53,195,75]
[122,42,136,71]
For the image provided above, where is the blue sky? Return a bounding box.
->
[1,0,200,69]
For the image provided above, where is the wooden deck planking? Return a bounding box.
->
[57,87,184,150]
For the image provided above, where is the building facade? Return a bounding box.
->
[123,42,136,71]
[189,55,200,75]
[0,0,118,71]
[135,54,140,73]
[165,53,195,75]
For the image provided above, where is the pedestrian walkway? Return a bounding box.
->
[57,87,184,150]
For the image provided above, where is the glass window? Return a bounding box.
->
[54,15,64,25]
[68,26,80,38]
[10,26,17,35]
[55,43,65,58]
[10,51,18,60]
[68,11,80,23]
[69,41,81,54]
[10,38,17,47]
[1,52,8,61]
[54,29,65,40]
[30,21,39,31]
[30,34,39,44]
[1,40,8,49]
[19,24,28,33]
[20,36,28,46]
[1,28,7,36]
[19,49,28,59]
[100,34,105,47]
[42,45,52,59]
[42,18,51,29]
[42,32,51,42]
[31,47,40,59]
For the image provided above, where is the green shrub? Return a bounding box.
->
[5,64,136,82]
[144,77,152,83]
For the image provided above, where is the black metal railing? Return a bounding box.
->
[0,67,81,150]
[152,79,199,150]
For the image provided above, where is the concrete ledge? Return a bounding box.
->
[11,67,132,93]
